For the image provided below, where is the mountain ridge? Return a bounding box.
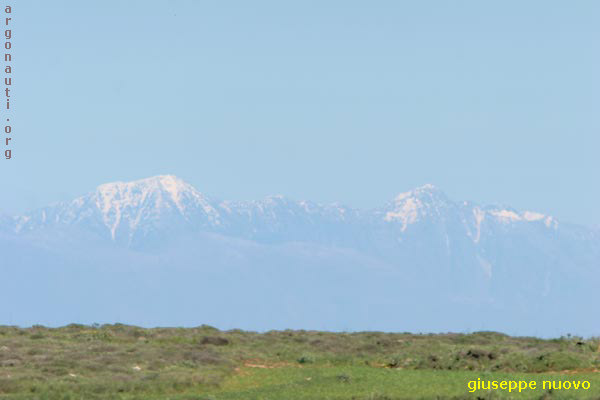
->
[6,175,565,246]
[2,175,598,336]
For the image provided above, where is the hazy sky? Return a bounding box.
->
[2,0,599,226]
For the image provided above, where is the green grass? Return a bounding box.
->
[1,325,599,399]
[211,367,600,400]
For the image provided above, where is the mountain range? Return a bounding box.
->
[1,175,598,337]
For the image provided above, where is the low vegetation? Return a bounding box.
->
[1,325,599,399]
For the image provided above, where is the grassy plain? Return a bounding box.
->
[1,325,599,399]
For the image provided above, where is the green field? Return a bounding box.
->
[1,325,599,399]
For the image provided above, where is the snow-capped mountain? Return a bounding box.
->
[7,175,565,248]
[1,175,599,336]
[12,175,222,246]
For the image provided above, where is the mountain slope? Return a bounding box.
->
[1,175,598,336]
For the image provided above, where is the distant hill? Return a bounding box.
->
[1,175,599,336]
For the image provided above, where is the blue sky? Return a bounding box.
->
[2,0,599,226]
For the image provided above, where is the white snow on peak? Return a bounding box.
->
[385,184,448,230]
[93,175,219,239]
[488,208,556,228]
[394,184,441,202]
[383,185,559,237]
[8,178,564,244]
[384,198,421,230]
[96,175,205,210]
[522,211,545,221]
[488,209,522,222]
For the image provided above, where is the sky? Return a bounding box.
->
[1,0,599,226]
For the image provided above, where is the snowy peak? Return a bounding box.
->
[381,184,560,236]
[384,184,451,229]
[90,175,221,240]
[95,175,212,217]
[485,207,557,228]
[391,184,450,208]
[395,183,443,198]
[11,175,222,243]
[97,175,195,200]
[6,176,568,247]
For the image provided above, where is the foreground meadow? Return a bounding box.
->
[1,325,599,399]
